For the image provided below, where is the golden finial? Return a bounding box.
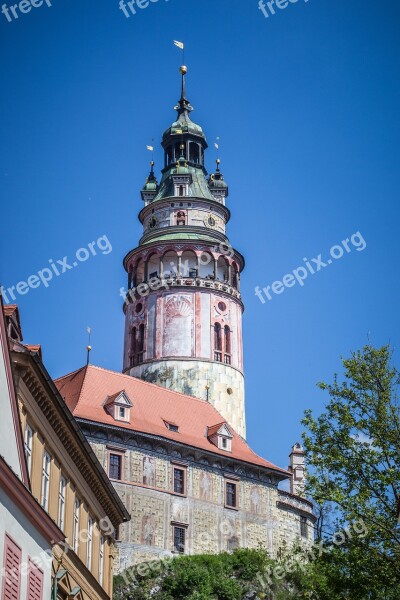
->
[180,65,188,75]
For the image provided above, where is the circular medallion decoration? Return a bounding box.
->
[218,301,227,312]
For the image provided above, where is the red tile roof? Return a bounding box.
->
[55,365,288,476]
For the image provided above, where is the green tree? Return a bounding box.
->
[302,344,400,597]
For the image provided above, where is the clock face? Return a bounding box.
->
[204,214,217,228]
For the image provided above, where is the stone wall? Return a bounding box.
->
[87,439,315,572]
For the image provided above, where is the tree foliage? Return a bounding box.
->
[302,343,400,596]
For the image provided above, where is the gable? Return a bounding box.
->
[0,302,28,484]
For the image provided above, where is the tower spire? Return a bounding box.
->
[175,65,193,117]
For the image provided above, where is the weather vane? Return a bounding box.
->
[86,326,92,366]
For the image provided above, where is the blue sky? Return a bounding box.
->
[1,0,399,469]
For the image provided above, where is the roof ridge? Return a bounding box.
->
[55,365,87,383]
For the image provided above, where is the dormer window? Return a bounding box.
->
[164,420,179,433]
[207,422,233,452]
[104,390,132,423]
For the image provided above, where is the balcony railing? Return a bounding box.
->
[129,275,241,301]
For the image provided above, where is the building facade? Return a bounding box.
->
[3,305,130,600]
[0,300,62,600]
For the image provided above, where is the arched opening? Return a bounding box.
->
[199,252,215,279]
[130,327,137,367]
[216,256,229,282]
[189,142,200,164]
[162,251,178,278]
[147,254,160,280]
[138,324,145,363]
[181,250,197,278]
[133,258,145,286]
[166,146,174,166]
[232,264,240,290]
[224,326,231,364]
[214,323,222,362]
[175,142,185,159]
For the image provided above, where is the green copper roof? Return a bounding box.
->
[153,164,215,203]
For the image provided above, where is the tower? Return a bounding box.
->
[122,66,246,438]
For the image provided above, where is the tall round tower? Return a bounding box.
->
[122,66,246,438]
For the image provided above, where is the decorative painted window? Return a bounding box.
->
[300,516,308,539]
[173,467,186,495]
[225,481,238,508]
[99,535,105,586]
[24,424,33,476]
[2,535,22,600]
[73,498,80,553]
[58,476,67,531]
[27,560,44,600]
[41,451,51,511]
[87,516,93,569]
[109,453,122,480]
[173,526,186,554]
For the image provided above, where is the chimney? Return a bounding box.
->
[288,442,306,497]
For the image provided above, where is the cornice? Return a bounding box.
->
[77,418,287,487]
[12,351,130,526]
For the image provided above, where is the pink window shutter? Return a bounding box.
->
[2,535,22,600]
[27,560,44,600]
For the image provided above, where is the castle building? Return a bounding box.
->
[55,66,316,569]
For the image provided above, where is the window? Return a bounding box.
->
[214,323,222,361]
[24,424,33,476]
[58,476,66,531]
[109,453,122,480]
[87,516,93,569]
[99,536,105,586]
[41,452,51,511]
[173,526,186,554]
[173,467,185,495]
[27,560,44,600]
[225,481,237,508]
[224,325,231,355]
[166,422,179,432]
[2,535,22,600]
[300,516,308,539]
[222,437,228,449]
[119,407,126,419]
[73,498,80,553]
